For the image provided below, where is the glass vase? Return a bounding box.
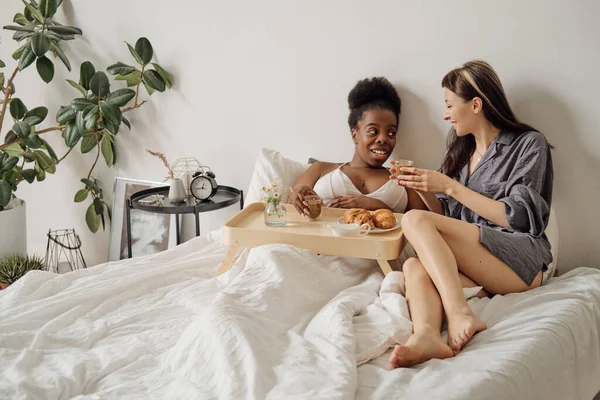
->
[264,202,287,227]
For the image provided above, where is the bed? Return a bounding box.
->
[0,227,599,400]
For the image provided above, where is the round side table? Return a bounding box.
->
[126,185,243,258]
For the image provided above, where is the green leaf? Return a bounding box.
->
[0,59,4,68]
[107,62,137,76]
[13,13,29,26]
[64,122,82,147]
[86,202,101,233]
[56,105,76,124]
[75,111,86,134]
[47,25,82,35]
[12,43,28,60]
[70,98,96,113]
[4,131,17,145]
[80,134,98,153]
[74,188,88,202]
[3,24,35,32]
[122,116,131,130]
[0,154,19,172]
[100,134,114,167]
[50,42,71,71]
[23,132,43,149]
[9,98,28,120]
[143,82,155,96]
[21,169,36,183]
[126,42,144,65]
[142,70,165,92]
[0,180,11,207]
[31,32,51,56]
[39,0,58,18]
[32,149,53,170]
[23,2,45,23]
[45,32,75,41]
[2,143,24,157]
[18,45,36,70]
[151,63,172,89]
[80,61,95,90]
[66,79,87,96]
[12,30,34,42]
[106,88,135,107]
[93,197,103,215]
[34,165,46,181]
[81,178,101,194]
[135,37,153,64]
[89,71,110,98]
[41,138,57,160]
[84,106,99,130]
[36,56,54,83]
[99,101,122,128]
[12,121,32,139]
[115,70,141,87]
[22,106,48,125]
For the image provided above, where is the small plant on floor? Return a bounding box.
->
[0,0,173,232]
[0,254,45,289]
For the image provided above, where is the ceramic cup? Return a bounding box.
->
[326,222,371,237]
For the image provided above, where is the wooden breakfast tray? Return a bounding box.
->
[217,203,406,276]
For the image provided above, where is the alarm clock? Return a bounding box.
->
[190,168,218,201]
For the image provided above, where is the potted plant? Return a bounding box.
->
[0,0,173,258]
[0,254,45,290]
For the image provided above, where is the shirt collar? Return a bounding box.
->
[496,130,518,146]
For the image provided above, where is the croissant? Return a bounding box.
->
[371,209,396,229]
[343,208,375,230]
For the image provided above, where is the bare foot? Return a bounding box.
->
[389,327,454,369]
[446,308,487,353]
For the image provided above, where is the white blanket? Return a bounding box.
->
[0,230,599,400]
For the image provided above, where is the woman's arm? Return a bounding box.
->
[405,188,429,211]
[288,162,329,215]
[325,194,391,211]
[413,190,444,214]
[398,167,511,228]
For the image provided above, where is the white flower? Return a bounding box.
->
[273,192,280,199]
[271,181,277,188]
[266,188,271,193]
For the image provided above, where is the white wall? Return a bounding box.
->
[0,0,598,272]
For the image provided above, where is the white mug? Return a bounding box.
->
[327,222,371,237]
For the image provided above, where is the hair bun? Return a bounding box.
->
[348,77,400,114]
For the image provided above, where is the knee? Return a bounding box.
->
[402,257,427,281]
[401,210,430,235]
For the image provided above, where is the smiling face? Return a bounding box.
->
[351,108,397,167]
[443,88,482,137]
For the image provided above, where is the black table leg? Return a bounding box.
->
[195,212,200,237]
[240,190,244,210]
[175,213,180,245]
[126,199,132,258]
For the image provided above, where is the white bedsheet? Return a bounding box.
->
[0,230,599,400]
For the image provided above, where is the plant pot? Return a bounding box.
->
[0,199,27,259]
[168,178,186,203]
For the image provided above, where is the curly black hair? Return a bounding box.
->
[347,77,401,129]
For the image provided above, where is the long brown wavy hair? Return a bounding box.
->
[440,61,537,178]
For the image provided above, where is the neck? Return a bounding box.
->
[472,122,501,152]
[349,153,371,168]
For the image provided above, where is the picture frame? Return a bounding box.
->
[108,177,178,261]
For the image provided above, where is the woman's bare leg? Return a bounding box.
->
[390,258,453,368]
[401,210,541,352]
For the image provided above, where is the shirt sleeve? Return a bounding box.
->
[500,148,551,236]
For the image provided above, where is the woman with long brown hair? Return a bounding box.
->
[389,61,554,368]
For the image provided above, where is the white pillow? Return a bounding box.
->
[245,148,310,206]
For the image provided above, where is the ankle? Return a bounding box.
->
[414,324,441,337]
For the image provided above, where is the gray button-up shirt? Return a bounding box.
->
[437,130,554,285]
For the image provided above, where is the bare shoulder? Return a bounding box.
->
[312,161,343,176]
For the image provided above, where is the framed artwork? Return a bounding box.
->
[108,177,177,261]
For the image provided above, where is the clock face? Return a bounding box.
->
[191,176,213,200]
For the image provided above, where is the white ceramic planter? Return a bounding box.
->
[0,199,27,259]
[168,178,186,203]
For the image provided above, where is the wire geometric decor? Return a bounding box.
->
[45,229,87,273]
